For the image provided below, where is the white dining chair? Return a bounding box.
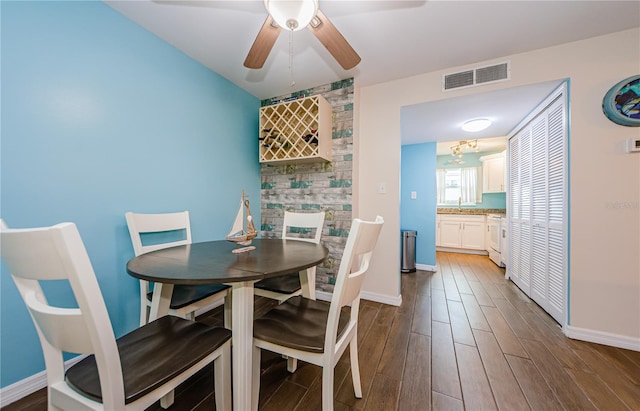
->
[0,222,232,411]
[254,210,325,302]
[252,216,384,411]
[125,211,231,327]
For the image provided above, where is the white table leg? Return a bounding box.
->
[149,282,176,409]
[299,267,317,300]
[231,281,255,411]
[149,282,173,321]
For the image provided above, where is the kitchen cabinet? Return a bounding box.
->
[438,217,462,248]
[480,151,506,193]
[259,95,332,164]
[436,215,486,251]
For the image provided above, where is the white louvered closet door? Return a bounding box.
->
[508,135,521,285]
[530,110,549,305]
[545,98,566,322]
[518,126,532,294]
[507,85,567,325]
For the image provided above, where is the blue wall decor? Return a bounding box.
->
[602,74,640,126]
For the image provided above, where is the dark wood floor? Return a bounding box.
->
[4,252,640,410]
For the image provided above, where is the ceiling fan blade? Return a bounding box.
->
[308,10,361,70]
[244,15,281,69]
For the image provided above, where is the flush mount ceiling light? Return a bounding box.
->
[461,118,492,132]
[450,140,479,158]
[264,0,318,31]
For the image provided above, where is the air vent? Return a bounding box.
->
[444,70,474,90]
[443,61,510,91]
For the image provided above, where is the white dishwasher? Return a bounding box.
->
[487,214,504,267]
[500,217,507,267]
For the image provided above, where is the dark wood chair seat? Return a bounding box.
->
[66,316,231,404]
[254,274,301,295]
[253,296,350,353]
[147,283,230,310]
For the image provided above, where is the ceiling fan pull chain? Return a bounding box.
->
[289,29,295,87]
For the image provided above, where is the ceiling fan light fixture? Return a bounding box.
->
[265,0,319,31]
[461,118,492,132]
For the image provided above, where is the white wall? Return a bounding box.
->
[356,28,640,344]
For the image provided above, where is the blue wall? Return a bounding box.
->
[400,143,437,267]
[1,1,260,387]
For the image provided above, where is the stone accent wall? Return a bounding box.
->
[260,79,354,292]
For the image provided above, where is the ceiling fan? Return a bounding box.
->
[244,0,361,70]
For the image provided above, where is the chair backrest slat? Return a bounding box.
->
[19,282,93,354]
[1,228,71,281]
[125,211,192,256]
[282,211,325,244]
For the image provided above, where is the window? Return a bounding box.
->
[437,166,482,205]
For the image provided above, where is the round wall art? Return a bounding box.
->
[602,75,640,126]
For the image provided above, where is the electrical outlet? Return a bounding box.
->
[378,182,386,194]
[411,191,417,199]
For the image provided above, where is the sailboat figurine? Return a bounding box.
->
[226,191,258,254]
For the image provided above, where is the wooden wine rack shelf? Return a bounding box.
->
[259,95,332,164]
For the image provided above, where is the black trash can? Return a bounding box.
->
[401,230,417,273]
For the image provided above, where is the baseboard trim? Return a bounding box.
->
[415,263,437,272]
[361,290,402,306]
[436,246,489,256]
[565,325,640,352]
[0,354,87,408]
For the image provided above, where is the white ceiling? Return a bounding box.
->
[405,79,564,151]
[103,0,639,145]
[104,1,640,100]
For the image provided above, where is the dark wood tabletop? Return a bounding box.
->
[126,238,329,285]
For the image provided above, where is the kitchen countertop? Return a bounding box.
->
[437,208,506,216]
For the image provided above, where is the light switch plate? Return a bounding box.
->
[626,138,640,153]
[411,191,417,199]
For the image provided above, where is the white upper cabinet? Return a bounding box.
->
[480,151,506,193]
